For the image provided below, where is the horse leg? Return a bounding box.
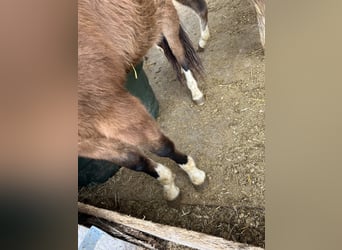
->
[161,9,205,104]
[175,0,210,49]
[79,138,180,201]
[148,135,206,186]
[181,67,204,105]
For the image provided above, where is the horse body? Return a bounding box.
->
[78,0,206,200]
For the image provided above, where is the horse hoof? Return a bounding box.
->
[193,96,205,105]
[194,176,209,192]
[190,169,206,186]
[166,191,182,208]
[199,39,207,50]
[163,185,180,201]
[197,46,205,53]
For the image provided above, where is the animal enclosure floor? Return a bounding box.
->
[79,0,265,247]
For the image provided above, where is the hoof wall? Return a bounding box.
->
[194,176,209,192]
[193,96,205,105]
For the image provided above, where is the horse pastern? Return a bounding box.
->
[202,26,210,40]
[199,26,210,48]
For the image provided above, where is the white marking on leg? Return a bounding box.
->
[182,69,204,104]
[199,23,210,48]
[179,156,206,185]
[202,24,210,41]
[155,163,180,200]
[155,45,165,54]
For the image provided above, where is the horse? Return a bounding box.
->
[155,0,210,105]
[78,0,207,201]
[174,0,210,50]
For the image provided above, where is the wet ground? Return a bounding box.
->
[79,0,265,247]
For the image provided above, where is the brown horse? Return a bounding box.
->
[78,0,206,201]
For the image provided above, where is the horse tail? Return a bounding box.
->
[158,25,205,82]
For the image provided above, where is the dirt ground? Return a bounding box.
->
[79,0,265,248]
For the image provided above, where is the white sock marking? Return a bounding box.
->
[182,69,204,102]
[199,24,210,48]
[155,163,180,200]
[179,156,206,185]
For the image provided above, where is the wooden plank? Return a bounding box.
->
[78,202,264,250]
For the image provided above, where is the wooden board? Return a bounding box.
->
[78,202,264,250]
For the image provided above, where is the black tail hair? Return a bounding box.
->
[158,25,204,82]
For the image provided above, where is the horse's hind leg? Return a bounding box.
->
[160,7,205,104]
[148,135,206,186]
[181,66,204,105]
[79,138,180,201]
[175,0,210,49]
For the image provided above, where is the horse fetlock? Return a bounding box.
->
[179,156,206,185]
[155,163,174,185]
[155,163,180,200]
